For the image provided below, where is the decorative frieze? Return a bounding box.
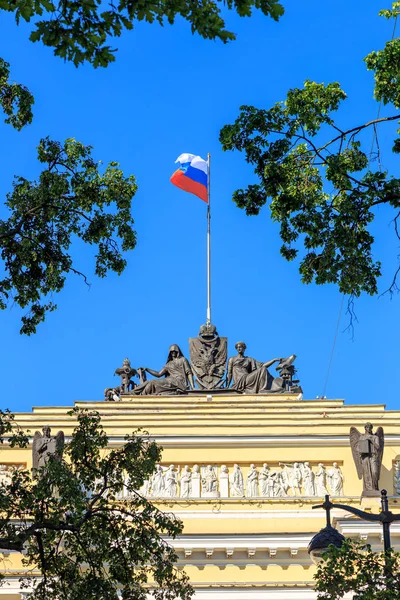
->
[0,464,25,487]
[121,462,344,500]
[394,461,400,495]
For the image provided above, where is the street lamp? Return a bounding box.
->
[308,489,400,582]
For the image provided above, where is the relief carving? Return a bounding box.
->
[117,461,344,500]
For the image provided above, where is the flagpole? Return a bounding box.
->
[206,152,211,325]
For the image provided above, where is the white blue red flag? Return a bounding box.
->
[170,153,208,203]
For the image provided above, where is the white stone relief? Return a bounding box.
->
[259,463,269,496]
[279,462,302,496]
[246,464,259,497]
[0,465,13,487]
[202,465,219,498]
[230,464,245,497]
[180,465,192,498]
[394,462,400,495]
[151,464,165,497]
[191,464,201,497]
[164,464,179,497]
[301,462,315,496]
[219,465,229,497]
[117,461,344,500]
[0,464,23,487]
[315,463,329,496]
[327,462,344,496]
[266,469,286,497]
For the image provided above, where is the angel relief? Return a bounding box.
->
[32,426,65,471]
[350,423,384,494]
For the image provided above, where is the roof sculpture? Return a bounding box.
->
[104,322,301,399]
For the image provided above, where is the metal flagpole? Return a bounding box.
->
[206,153,211,324]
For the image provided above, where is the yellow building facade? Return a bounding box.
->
[1,391,400,599]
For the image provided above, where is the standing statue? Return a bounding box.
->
[226,342,299,394]
[327,462,344,496]
[259,463,270,496]
[151,464,165,497]
[133,345,195,396]
[301,462,316,496]
[164,465,179,497]
[246,464,259,497]
[189,323,227,389]
[315,463,329,496]
[230,464,245,497]
[32,426,64,471]
[180,466,192,498]
[350,423,384,494]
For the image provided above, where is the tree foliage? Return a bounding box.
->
[1,0,284,68]
[315,539,400,599]
[0,58,34,130]
[0,0,284,333]
[0,409,192,600]
[220,3,400,299]
[0,137,137,334]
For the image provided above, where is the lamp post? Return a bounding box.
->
[308,489,400,590]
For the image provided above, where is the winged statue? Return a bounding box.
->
[350,423,384,493]
[32,426,65,471]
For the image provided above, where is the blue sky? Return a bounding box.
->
[0,0,399,412]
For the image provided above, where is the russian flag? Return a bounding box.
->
[170,153,208,203]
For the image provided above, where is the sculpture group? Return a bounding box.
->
[105,322,301,399]
[6,421,386,500]
[125,461,344,500]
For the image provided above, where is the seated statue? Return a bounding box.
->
[226,341,284,394]
[133,344,195,396]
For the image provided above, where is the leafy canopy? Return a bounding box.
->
[0,0,284,333]
[220,3,400,299]
[0,409,192,600]
[0,58,34,130]
[0,136,138,334]
[314,539,400,600]
[1,0,284,67]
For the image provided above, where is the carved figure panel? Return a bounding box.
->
[202,465,219,498]
[394,462,400,495]
[230,464,245,497]
[189,323,227,390]
[0,464,24,487]
[116,462,344,500]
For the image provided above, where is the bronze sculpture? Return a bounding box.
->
[32,426,64,471]
[226,341,285,393]
[104,358,147,400]
[189,323,227,390]
[133,344,195,395]
[350,423,384,494]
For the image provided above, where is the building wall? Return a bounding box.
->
[1,393,399,599]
